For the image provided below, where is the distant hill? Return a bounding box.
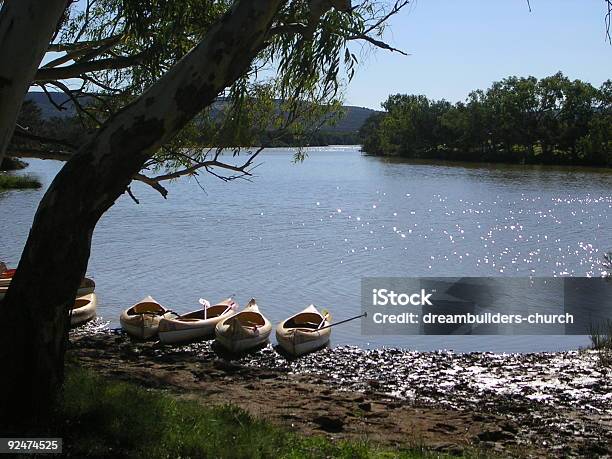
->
[25,92,76,119]
[328,105,379,133]
[25,91,378,134]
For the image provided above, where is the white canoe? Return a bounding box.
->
[158,297,238,344]
[215,298,271,353]
[0,268,14,288]
[276,305,331,356]
[120,296,172,339]
[77,277,96,296]
[0,277,95,302]
[0,274,95,293]
[70,293,97,326]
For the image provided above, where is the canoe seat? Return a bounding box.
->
[284,313,323,329]
[234,312,265,326]
[73,299,90,309]
[0,269,15,279]
[183,305,228,320]
[206,305,231,317]
[131,302,164,314]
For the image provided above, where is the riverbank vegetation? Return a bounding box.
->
[13,93,372,150]
[0,173,41,191]
[360,73,611,167]
[57,366,454,458]
[590,321,612,349]
[0,156,27,171]
[7,96,366,156]
[590,317,612,367]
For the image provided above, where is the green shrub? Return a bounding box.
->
[589,319,612,350]
[0,173,42,190]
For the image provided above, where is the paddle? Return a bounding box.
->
[219,298,237,318]
[200,296,237,320]
[315,312,367,331]
[199,298,211,319]
[317,312,330,330]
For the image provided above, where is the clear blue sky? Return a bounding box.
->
[345,0,612,109]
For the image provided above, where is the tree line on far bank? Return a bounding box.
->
[9,97,363,154]
[359,72,612,167]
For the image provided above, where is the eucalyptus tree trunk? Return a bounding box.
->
[0,0,282,430]
[0,0,68,166]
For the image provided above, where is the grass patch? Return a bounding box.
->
[589,319,612,350]
[0,173,41,191]
[57,367,480,458]
[589,319,612,370]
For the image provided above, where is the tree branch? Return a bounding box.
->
[42,48,90,69]
[43,80,103,126]
[38,84,67,112]
[361,0,409,37]
[12,127,77,151]
[34,51,147,81]
[271,0,408,55]
[271,0,352,38]
[7,144,264,196]
[346,33,408,55]
[125,186,140,204]
[132,174,169,199]
[133,147,265,195]
[606,0,612,43]
[43,35,123,69]
[47,34,124,52]
[7,147,73,161]
[80,75,123,93]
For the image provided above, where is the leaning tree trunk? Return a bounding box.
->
[0,0,68,166]
[0,0,282,431]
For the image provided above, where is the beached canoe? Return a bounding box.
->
[120,296,173,339]
[77,277,96,296]
[0,269,15,288]
[0,274,95,294]
[276,305,331,356]
[0,288,97,322]
[215,298,271,353]
[70,293,97,326]
[158,297,238,344]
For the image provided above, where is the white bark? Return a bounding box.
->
[0,0,67,166]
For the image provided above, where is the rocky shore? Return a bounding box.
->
[70,321,611,458]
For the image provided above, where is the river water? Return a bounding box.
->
[1,146,610,352]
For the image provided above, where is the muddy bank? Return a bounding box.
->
[69,322,611,457]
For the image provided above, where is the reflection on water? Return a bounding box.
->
[1,147,610,352]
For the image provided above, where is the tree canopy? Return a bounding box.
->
[360,73,612,167]
[8,0,408,198]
